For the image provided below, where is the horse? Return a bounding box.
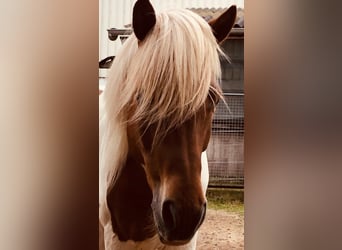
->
[99,1,236,249]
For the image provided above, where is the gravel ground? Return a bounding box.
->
[197,209,244,250]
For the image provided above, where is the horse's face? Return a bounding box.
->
[142,98,215,245]
[128,0,237,245]
[127,94,218,245]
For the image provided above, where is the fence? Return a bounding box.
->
[207,93,244,187]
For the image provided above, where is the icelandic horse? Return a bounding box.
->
[99,1,236,249]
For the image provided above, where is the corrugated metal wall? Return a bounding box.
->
[99,0,244,60]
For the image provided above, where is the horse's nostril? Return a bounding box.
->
[162,200,177,231]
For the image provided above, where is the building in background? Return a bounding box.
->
[99,0,244,59]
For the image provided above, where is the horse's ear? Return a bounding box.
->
[133,0,156,41]
[209,5,237,43]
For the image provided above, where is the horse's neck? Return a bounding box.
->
[107,151,156,242]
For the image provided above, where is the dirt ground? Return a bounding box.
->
[197,209,244,250]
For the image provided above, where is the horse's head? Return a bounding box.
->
[125,0,237,245]
[127,95,219,245]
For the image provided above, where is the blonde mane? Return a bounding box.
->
[99,9,225,225]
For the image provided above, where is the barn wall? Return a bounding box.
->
[207,37,244,187]
[221,38,244,92]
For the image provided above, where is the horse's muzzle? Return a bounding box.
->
[158,199,206,245]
